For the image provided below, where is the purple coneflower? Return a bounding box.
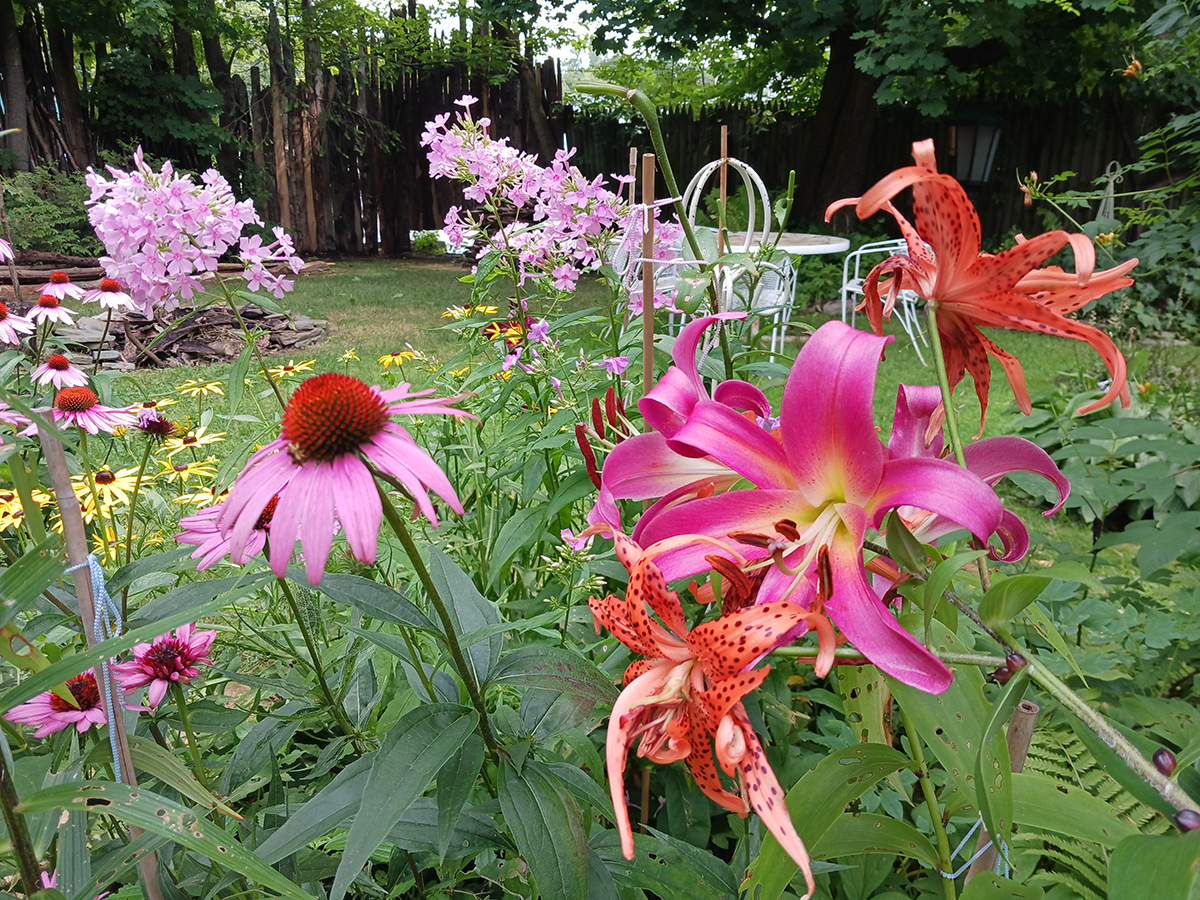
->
[28,294,77,327]
[217,373,470,585]
[51,386,137,434]
[33,354,89,390]
[178,496,275,570]
[39,271,85,302]
[4,671,107,737]
[0,302,35,345]
[0,238,12,262]
[83,277,133,311]
[112,624,217,708]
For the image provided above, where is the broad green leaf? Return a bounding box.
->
[1022,603,1087,685]
[1033,560,1106,594]
[499,758,589,900]
[1,593,235,714]
[228,338,254,417]
[115,735,238,817]
[256,754,374,864]
[18,781,313,899]
[959,874,1044,899]
[220,701,310,795]
[884,511,928,573]
[329,703,476,900]
[0,535,64,629]
[1107,830,1200,900]
[308,570,435,632]
[129,572,270,626]
[428,546,502,684]
[973,667,1029,851]
[979,575,1051,629]
[746,744,912,900]
[437,735,484,860]
[69,830,167,900]
[547,468,596,519]
[488,644,619,705]
[591,827,740,900]
[487,506,546,587]
[388,798,510,859]
[1010,772,1137,846]
[836,664,890,745]
[458,607,562,648]
[813,813,939,867]
[923,550,988,621]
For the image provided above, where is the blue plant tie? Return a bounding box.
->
[939,815,1009,880]
[67,553,122,782]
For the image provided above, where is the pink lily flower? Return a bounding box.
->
[629,321,1010,693]
[887,383,1070,561]
[583,524,821,899]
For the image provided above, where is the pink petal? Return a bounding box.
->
[332,455,382,564]
[867,457,1002,540]
[963,437,1071,515]
[667,401,794,490]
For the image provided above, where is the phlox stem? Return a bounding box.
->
[899,705,957,900]
[376,483,500,759]
[121,439,155,618]
[218,277,286,410]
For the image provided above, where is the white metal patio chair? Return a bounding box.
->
[840,238,929,364]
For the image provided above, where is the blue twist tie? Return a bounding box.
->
[67,554,122,783]
[939,815,1010,880]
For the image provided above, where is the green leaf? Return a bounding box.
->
[591,827,740,900]
[979,575,1051,629]
[18,781,313,899]
[308,570,435,632]
[437,735,484,861]
[499,758,589,900]
[220,701,310,795]
[69,830,167,900]
[973,667,1030,851]
[329,703,476,900]
[836,664,890,746]
[428,546,502,684]
[256,755,374,864]
[1010,772,1138,846]
[923,550,988,625]
[813,813,939,867]
[746,744,913,900]
[1107,830,1200,900]
[129,572,270,626]
[547,469,596,520]
[959,874,1044,898]
[228,338,254,417]
[0,535,64,629]
[1067,716,1177,819]
[235,288,287,315]
[1022,603,1088,685]
[488,645,619,705]
[487,506,546,587]
[884,510,928,573]
[458,608,562,648]
[121,735,238,816]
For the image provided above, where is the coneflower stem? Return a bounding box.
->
[121,439,155,617]
[276,576,362,745]
[900,705,957,900]
[0,742,42,896]
[171,682,210,790]
[377,485,500,759]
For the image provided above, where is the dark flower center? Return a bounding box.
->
[281,373,389,464]
[55,387,98,413]
[95,470,116,485]
[255,495,280,531]
[47,354,71,371]
[145,640,185,673]
[37,295,60,309]
[49,672,101,712]
[183,435,197,445]
[49,272,70,284]
[100,278,122,292]
[0,302,9,321]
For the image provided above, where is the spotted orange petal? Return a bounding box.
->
[687,603,811,681]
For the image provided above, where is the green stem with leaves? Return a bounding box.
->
[171,681,210,790]
[276,576,362,744]
[121,439,156,617]
[900,705,957,900]
[376,485,500,758]
[217,277,286,410]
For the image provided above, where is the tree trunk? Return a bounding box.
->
[0,0,32,170]
[45,26,89,168]
[301,0,328,252]
[492,23,556,163]
[266,3,292,231]
[198,0,244,187]
[795,25,880,226]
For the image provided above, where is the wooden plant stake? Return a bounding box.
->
[641,153,656,402]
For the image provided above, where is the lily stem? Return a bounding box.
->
[376,485,500,759]
[276,576,362,745]
[171,681,210,791]
[1025,658,1200,815]
[924,302,991,592]
[899,705,957,900]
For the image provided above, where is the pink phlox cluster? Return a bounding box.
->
[424,98,629,294]
[85,147,297,315]
[239,227,304,299]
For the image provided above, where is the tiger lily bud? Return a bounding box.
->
[1176,810,1200,832]
[1153,748,1177,777]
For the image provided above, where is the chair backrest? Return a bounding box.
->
[751,256,796,311]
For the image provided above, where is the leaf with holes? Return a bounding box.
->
[813,813,938,867]
[973,667,1029,852]
[17,782,312,899]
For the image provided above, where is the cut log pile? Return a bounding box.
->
[3,259,333,369]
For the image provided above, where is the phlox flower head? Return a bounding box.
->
[0,301,35,345]
[29,294,77,327]
[33,353,89,389]
[238,226,304,299]
[39,271,84,302]
[216,373,473,585]
[600,355,630,376]
[113,623,217,708]
[86,147,269,315]
[5,670,107,737]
